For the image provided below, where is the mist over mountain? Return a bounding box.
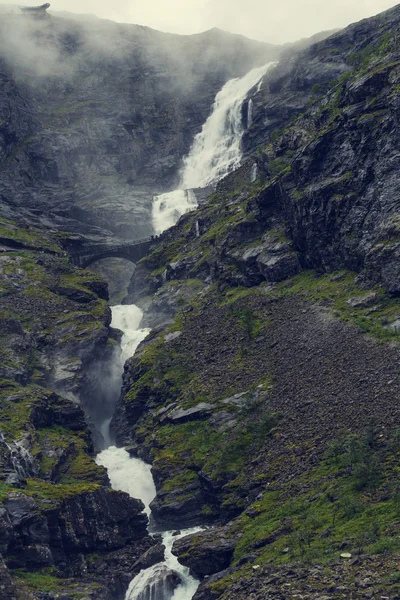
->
[1,4,400,600]
[0,11,279,240]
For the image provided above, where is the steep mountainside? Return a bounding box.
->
[2,4,400,600]
[0,14,278,240]
[111,5,400,599]
[0,220,160,599]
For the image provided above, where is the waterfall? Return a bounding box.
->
[247,98,253,128]
[93,62,280,599]
[125,530,201,600]
[0,433,38,480]
[111,305,151,364]
[152,62,275,235]
[251,163,258,183]
[96,446,156,516]
[152,190,197,237]
[96,305,201,600]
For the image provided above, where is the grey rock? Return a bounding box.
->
[346,292,379,308]
[166,403,215,424]
[172,527,236,578]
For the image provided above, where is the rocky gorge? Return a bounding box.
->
[1,3,400,600]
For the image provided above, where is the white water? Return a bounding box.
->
[125,529,202,600]
[111,304,151,363]
[95,64,279,598]
[247,98,254,128]
[96,305,201,600]
[152,190,197,237]
[97,446,156,515]
[152,62,275,235]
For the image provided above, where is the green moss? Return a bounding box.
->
[0,482,12,502]
[12,569,66,592]
[232,426,400,566]
[0,218,61,253]
[25,478,101,504]
[0,382,43,440]
[277,270,400,341]
[161,469,198,492]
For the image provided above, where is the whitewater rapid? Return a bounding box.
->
[152,62,275,235]
[96,305,201,600]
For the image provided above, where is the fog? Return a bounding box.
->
[0,0,398,43]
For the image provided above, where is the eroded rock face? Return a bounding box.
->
[3,488,147,573]
[0,556,17,600]
[0,223,159,597]
[172,528,236,578]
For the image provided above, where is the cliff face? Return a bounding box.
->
[3,5,400,599]
[0,222,157,599]
[0,15,279,240]
[111,6,400,599]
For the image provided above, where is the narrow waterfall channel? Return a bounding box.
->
[96,307,201,600]
[152,62,275,235]
[94,62,278,599]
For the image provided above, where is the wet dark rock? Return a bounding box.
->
[149,487,205,530]
[0,16,280,241]
[132,542,165,571]
[2,488,149,573]
[0,556,17,600]
[172,527,236,578]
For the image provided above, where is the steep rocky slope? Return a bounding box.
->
[0,13,279,240]
[111,5,400,598]
[2,4,400,599]
[0,222,159,599]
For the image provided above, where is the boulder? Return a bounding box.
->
[172,527,236,578]
[346,292,379,308]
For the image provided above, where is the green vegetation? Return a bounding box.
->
[12,568,101,596]
[34,426,106,485]
[277,270,400,341]
[154,408,277,485]
[0,217,62,253]
[25,479,101,505]
[12,569,66,593]
[232,425,400,566]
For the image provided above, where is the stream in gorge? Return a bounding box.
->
[96,305,201,600]
[93,61,276,600]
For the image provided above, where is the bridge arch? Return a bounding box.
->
[69,238,155,269]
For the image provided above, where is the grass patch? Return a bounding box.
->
[232,425,400,566]
[277,270,400,341]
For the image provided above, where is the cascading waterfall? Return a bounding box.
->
[247,98,254,128]
[96,306,201,600]
[251,163,258,183]
[125,530,202,600]
[95,63,279,599]
[152,62,275,235]
[0,433,38,480]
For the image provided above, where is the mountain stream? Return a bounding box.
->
[95,62,277,599]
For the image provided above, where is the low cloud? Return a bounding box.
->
[1,0,396,43]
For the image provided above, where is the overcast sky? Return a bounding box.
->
[3,0,399,43]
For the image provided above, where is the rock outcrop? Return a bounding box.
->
[172,528,236,578]
[0,224,158,598]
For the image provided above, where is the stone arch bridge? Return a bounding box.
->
[69,237,156,268]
